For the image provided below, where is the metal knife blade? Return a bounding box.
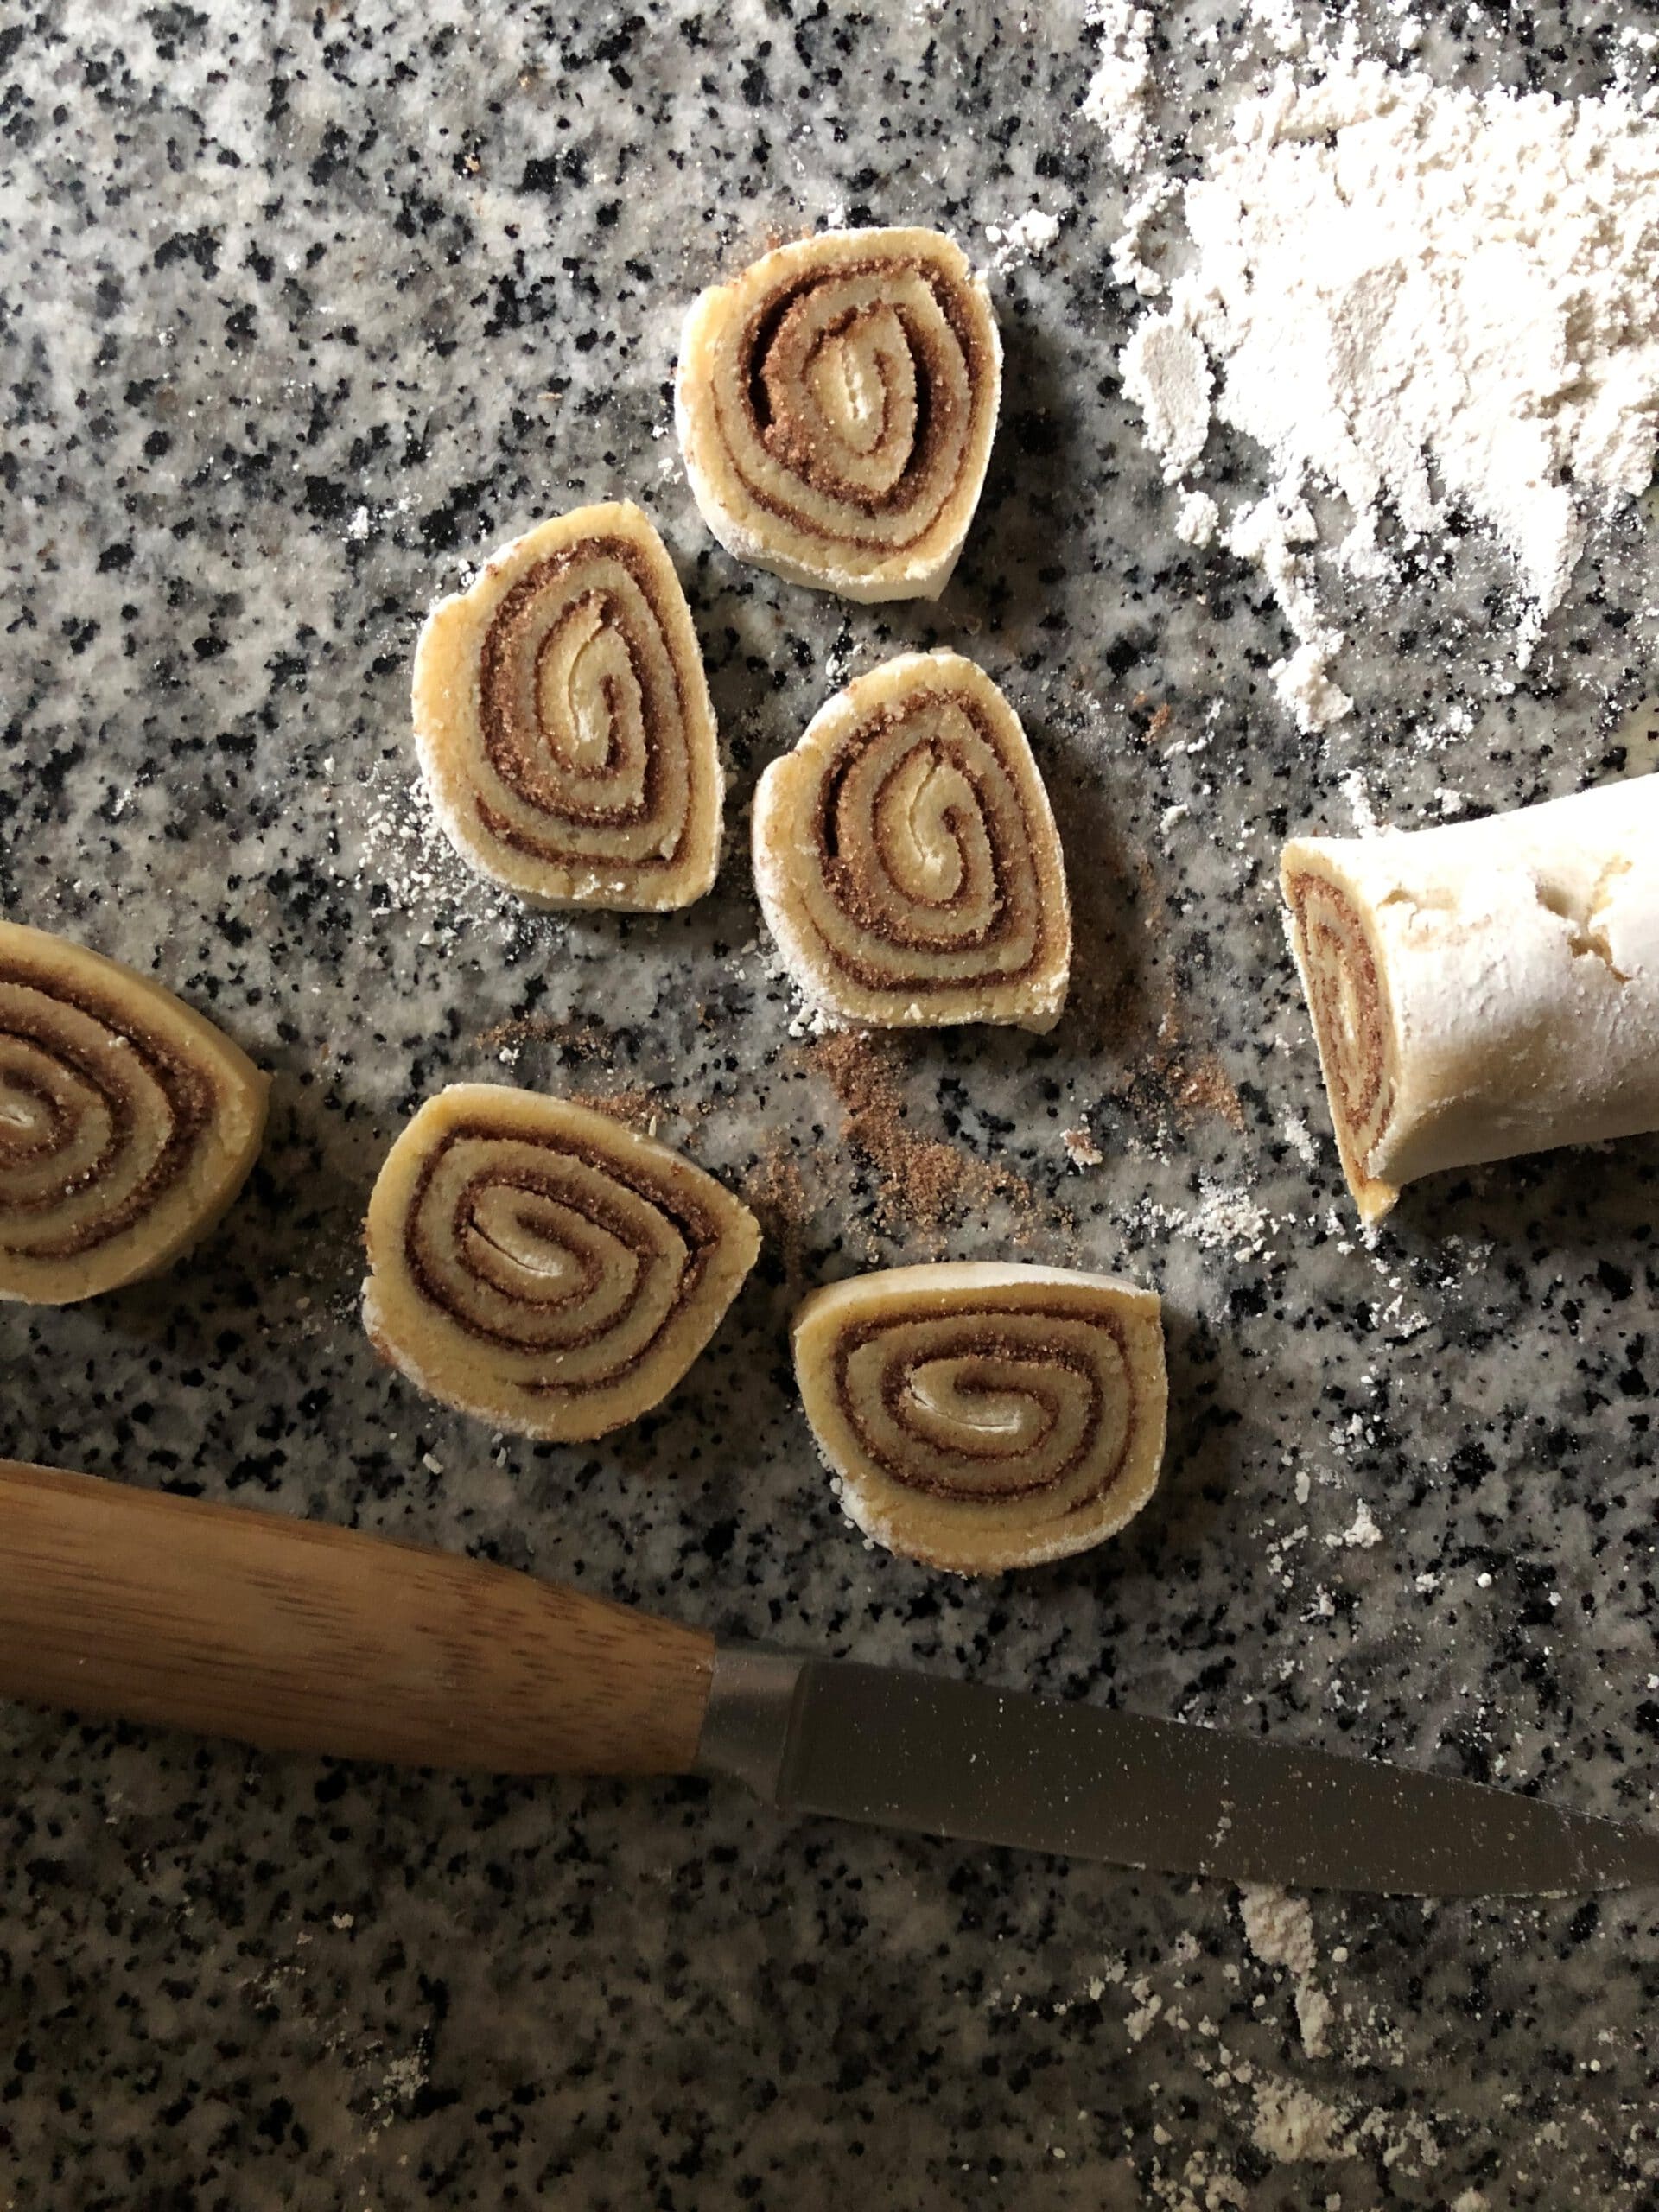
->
[696,1649,1659,1896]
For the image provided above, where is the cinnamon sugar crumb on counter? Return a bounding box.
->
[563,1087,671,1136]
[742,1143,813,1292]
[1071,843,1245,1145]
[809,1033,1040,1247]
[474,1013,612,1057]
[1170,1049,1246,1133]
[1062,1127,1104,1169]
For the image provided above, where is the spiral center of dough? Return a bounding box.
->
[837,1313,1133,1508]
[878,749,971,904]
[465,1184,592,1291]
[404,1127,721,1383]
[817,694,1031,963]
[479,546,677,833]
[363,1085,760,1443]
[1335,961,1364,1060]
[907,1357,1053,1449]
[413,503,721,909]
[707,251,990,557]
[0,1079,55,1149]
[779,302,919,495]
[534,597,642,780]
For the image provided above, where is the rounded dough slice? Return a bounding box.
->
[675,226,1001,602]
[362,1084,761,1441]
[753,650,1071,1032]
[1281,773,1659,1222]
[412,500,722,911]
[793,1261,1166,1573]
[0,921,269,1304]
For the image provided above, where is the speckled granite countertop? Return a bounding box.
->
[3,2,1658,2206]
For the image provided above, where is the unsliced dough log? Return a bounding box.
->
[753,651,1071,1032]
[675,226,1001,601]
[412,501,722,911]
[0,921,268,1304]
[362,1084,760,1441]
[793,1262,1166,1573]
[1281,776,1659,1222]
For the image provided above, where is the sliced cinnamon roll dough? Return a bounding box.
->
[753,651,1071,1031]
[412,500,722,911]
[362,1084,760,1441]
[793,1262,1166,1574]
[0,921,269,1305]
[1281,773,1659,1223]
[676,226,1001,602]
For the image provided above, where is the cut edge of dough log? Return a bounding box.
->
[674,226,1002,603]
[1279,845,1404,1224]
[791,1259,1167,1574]
[752,650,1072,1034]
[0,921,270,1306]
[411,500,723,913]
[361,1084,761,1441]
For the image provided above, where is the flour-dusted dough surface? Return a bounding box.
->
[362,1084,760,1442]
[412,500,722,912]
[793,1261,1166,1574]
[0,922,268,1305]
[753,651,1071,1033]
[675,226,1001,601]
[1281,775,1659,1222]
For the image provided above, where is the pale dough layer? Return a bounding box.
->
[753,651,1071,1033]
[1281,773,1659,1221]
[0,920,268,1305]
[412,501,722,912]
[362,1084,760,1441]
[793,1261,1166,1574]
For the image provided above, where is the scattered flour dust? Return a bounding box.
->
[1238,1885,1334,2057]
[1251,2075,1352,2163]
[985,206,1063,270]
[1338,766,1382,836]
[1175,487,1220,548]
[1135,1179,1278,1262]
[1184,1181,1273,1260]
[1239,1884,1316,1980]
[1330,1502,1383,1550]
[347,760,518,935]
[1245,0,1306,56]
[1052,1911,1454,2196]
[1082,1,1154,167]
[1094,35,1659,729]
[1280,1107,1319,1166]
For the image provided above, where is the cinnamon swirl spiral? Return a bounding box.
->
[753,651,1071,1031]
[675,226,1001,601]
[412,501,723,911]
[793,1262,1166,1573]
[362,1084,761,1440]
[1281,861,1398,1222]
[0,921,269,1305]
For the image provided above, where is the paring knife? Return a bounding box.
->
[3,1457,1655,1897]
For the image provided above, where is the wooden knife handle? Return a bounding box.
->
[0,1458,716,1775]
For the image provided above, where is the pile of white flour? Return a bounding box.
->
[1088,16,1659,729]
